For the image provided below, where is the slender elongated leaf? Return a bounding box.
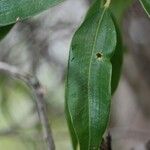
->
[0,25,13,40]
[65,0,117,149]
[111,16,123,95]
[0,0,64,26]
[140,0,150,17]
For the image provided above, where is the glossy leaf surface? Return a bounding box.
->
[140,0,150,17]
[65,0,117,149]
[0,0,64,26]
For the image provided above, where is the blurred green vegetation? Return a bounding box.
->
[0,74,71,149]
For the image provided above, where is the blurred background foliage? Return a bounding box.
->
[1,0,150,150]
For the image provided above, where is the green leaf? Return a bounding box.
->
[65,97,78,150]
[0,0,64,26]
[111,16,123,95]
[0,25,13,40]
[140,0,150,17]
[65,0,117,149]
[110,0,133,21]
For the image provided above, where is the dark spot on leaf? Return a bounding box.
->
[96,52,102,60]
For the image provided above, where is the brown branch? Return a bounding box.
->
[0,61,55,150]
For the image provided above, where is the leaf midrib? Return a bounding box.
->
[88,8,107,149]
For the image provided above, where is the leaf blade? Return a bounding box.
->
[65,1,117,149]
[111,16,123,95]
[65,95,78,150]
[0,0,64,26]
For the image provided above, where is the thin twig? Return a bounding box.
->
[0,61,55,150]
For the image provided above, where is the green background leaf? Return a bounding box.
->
[0,25,13,40]
[140,0,150,17]
[110,0,133,21]
[65,0,117,149]
[0,0,64,26]
[111,16,123,95]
